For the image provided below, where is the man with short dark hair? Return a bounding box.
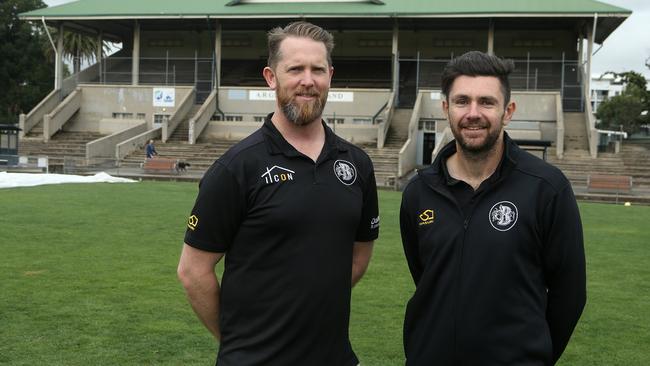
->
[400,51,586,365]
[177,21,378,366]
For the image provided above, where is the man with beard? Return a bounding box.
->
[177,22,378,366]
[399,51,586,365]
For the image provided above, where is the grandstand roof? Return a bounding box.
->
[21,0,631,43]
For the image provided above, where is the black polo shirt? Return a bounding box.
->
[184,113,379,366]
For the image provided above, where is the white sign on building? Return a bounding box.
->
[249,90,276,101]
[248,90,354,102]
[327,91,353,102]
[153,88,175,107]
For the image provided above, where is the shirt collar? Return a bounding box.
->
[262,112,347,159]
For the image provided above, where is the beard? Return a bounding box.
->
[451,119,503,156]
[277,85,328,126]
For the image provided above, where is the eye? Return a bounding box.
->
[479,98,498,107]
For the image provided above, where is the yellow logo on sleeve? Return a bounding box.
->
[418,209,435,225]
[187,215,199,230]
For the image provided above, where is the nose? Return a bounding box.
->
[466,101,480,119]
[300,70,315,88]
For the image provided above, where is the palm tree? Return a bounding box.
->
[43,29,110,74]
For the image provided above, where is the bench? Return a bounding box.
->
[587,174,633,194]
[514,139,552,161]
[143,158,178,174]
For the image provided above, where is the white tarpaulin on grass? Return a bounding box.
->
[0,172,137,189]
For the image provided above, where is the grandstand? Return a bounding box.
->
[16,0,650,200]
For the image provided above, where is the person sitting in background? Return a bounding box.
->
[145,140,158,159]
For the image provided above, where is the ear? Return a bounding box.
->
[328,66,334,86]
[502,101,516,127]
[263,66,277,90]
[442,99,449,120]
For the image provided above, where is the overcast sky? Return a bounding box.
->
[44,0,650,78]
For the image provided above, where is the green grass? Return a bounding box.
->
[1,182,649,365]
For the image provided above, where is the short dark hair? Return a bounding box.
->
[441,51,515,107]
[267,21,334,69]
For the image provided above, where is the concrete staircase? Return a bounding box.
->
[24,122,44,138]
[18,131,105,170]
[120,138,238,175]
[547,140,650,204]
[167,105,202,143]
[389,108,412,140]
[120,108,411,186]
[358,108,411,188]
[563,112,589,151]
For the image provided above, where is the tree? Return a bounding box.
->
[596,71,650,134]
[0,0,55,124]
[43,29,110,74]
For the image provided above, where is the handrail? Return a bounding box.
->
[372,102,388,124]
[19,89,61,139]
[43,88,82,142]
[189,89,217,144]
[116,127,162,160]
[87,122,147,160]
[376,91,395,148]
[397,91,423,177]
[162,88,195,143]
[431,127,454,159]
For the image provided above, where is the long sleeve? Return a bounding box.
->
[541,183,587,362]
[400,189,423,285]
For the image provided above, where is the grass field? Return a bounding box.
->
[1,181,649,365]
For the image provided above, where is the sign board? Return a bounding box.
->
[248,90,354,102]
[37,157,48,168]
[327,91,354,102]
[430,92,441,100]
[228,89,247,100]
[249,90,276,101]
[153,88,175,107]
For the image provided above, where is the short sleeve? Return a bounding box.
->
[355,162,379,242]
[184,162,246,253]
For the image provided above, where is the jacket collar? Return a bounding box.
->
[419,131,519,188]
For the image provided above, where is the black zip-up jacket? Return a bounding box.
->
[400,135,586,366]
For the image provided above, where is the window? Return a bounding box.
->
[112,112,134,119]
[137,113,146,120]
[353,118,372,124]
[327,118,345,124]
[419,119,437,132]
[225,115,243,121]
[153,114,170,125]
[254,116,266,122]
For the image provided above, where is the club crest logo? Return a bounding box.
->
[333,160,357,185]
[489,201,518,232]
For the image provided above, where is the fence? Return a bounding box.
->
[399,52,584,112]
[89,52,215,103]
